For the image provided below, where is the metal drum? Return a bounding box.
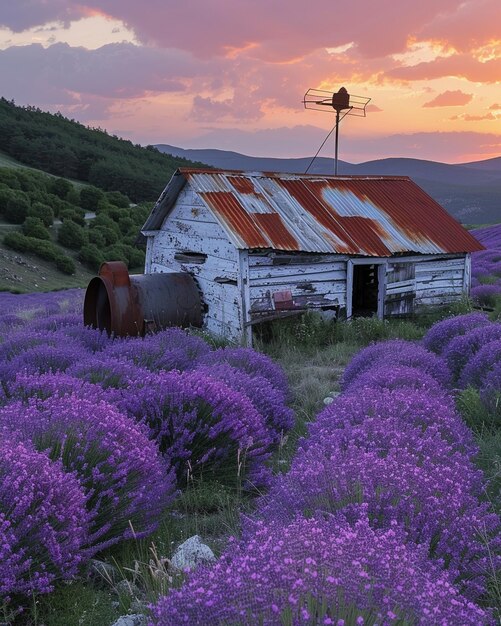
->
[84,261,203,336]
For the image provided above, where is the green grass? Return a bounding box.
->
[0,220,95,292]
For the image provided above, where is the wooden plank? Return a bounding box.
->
[249,264,346,280]
[463,254,471,295]
[416,278,464,291]
[248,253,348,267]
[238,250,252,346]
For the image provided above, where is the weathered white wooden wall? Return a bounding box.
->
[144,185,243,341]
[414,255,468,306]
[247,252,348,318]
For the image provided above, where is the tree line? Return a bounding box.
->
[0,98,207,202]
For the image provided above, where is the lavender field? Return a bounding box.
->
[1,231,501,624]
[471,223,501,309]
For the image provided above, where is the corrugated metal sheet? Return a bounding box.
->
[143,168,484,256]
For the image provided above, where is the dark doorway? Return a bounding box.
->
[352,264,379,316]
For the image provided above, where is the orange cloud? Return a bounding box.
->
[388,53,501,83]
[423,90,473,107]
[450,113,497,121]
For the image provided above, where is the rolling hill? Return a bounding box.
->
[156,144,501,224]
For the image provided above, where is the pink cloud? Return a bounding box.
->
[366,104,383,113]
[388,54,501,83]
[489,103,501,110]
[1,0,486,61]
[423,90,473,107]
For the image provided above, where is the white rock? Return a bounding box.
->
[110,615,147,626]
[171,535,216,571]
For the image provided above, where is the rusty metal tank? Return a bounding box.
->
[84,261,203,336]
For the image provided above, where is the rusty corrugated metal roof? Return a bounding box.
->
[142,168,484,256]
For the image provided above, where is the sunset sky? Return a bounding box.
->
[0,1,500,163]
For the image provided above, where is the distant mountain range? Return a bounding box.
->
[155,144,501,225]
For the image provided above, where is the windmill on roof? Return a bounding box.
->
[303,86,370,175]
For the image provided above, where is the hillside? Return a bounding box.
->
[0,99,207,202]
[156,144,501,224]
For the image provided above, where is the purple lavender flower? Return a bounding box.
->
[255,417,498,599]
[193,364,294,443]
[422,312,490,355]
[6,371,106,403]
[0,434,89,599]
[472,224,501,249]
[2,344,81,382]
[443,323,501,382]
[459,339,501,389]
[341,340,451,391]
[113,370,273,489]
[0,330,59,362]
[67,355,147,389]
[309,387,475,456]
[344,364,449,399]
[480,362,501,418]
[149,514,492,626]
[471,284,501,307]
[0,396,177,552]
[104,327,211,371]
[198,347,290,398]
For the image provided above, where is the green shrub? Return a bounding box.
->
[118,216,134,234]
[28,201,54,227]
[0,185,16,215]
[29,238,60,261]
[105,190,130,208]
[3,231,31,252]
[92,225,118,246]
[65,187,81,207]
[80,185,104,212]
[58,219,87,249]
[78,244,105,272]
[59,207,86,226]
[51,177,73,199]
[55,255,76,274]
[0,168,21,189]
[22,216,51,240]
[4,193,30,224]
[104,243,129,264]
[87,228,106,248]
[127,247,145,269]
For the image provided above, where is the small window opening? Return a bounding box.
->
[174,251,207,264]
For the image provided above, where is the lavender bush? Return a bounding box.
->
[193,364,294,442]
[340,339,451,391]
[255,416,498,598]
[480,362,501,419]
[199,347,290,398]
[471,284,501,307]
[459,339,501,390]
[443,323,501,382]
[0,434,89,601]
[149,514,491,626]
[104,327,211,371]
[309,387,475,456]
[2,344,81,382]
[67,355,147,389]
[343,364,450,399]
[422,312,490,355]
[0,396,176,551]
[113,370,273,489]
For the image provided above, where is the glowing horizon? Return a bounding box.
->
[0,1,499,164]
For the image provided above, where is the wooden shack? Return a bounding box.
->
[141,168,483,344]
